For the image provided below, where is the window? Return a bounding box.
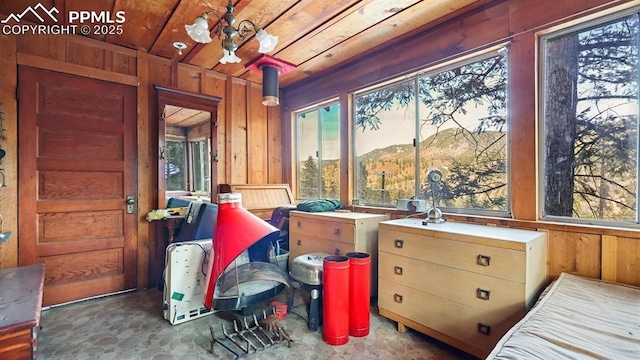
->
[165,139,186,191]
[294,102,340,199]
[190,139,210,193]
[165,138,210,194]
[541,11,639,225]
[354,48,508,215]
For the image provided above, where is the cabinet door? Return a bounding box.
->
[378,278,516,356]
[290,217,356,244]
[289,233,329,267]
[379,253,526,320]
[379,229,526,282]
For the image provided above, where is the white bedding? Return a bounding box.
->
[487,272,640,360]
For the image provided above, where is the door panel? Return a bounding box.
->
[18,66,137,306]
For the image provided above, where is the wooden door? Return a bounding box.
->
[18,66,138,306]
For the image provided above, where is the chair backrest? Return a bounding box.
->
[175,202,218,242]
[270,205,297,231]
[167,197,191,208]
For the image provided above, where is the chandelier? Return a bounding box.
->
[185,0,278,64]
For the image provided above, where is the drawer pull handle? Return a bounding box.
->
[477,254,491,266]
[394,266,403,275]
[334,228,340,235]
[394,239,404,248]
[297,239,302,246]
[477,288,491,300]
[297,221,301,227]
[478,322,491,336]
[394,293,403,303]
[334,248,341,255]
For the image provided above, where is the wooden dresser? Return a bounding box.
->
[0,264,45,360]
[288,211,388,295]
[378,219,547,358]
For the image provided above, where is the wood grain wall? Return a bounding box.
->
[0,29,284,287]
[282,0,640,287]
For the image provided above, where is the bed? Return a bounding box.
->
[487,272,640,359]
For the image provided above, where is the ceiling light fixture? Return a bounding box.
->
[172,41,187,55]
[246,55,296,106]
[185,0,278,64]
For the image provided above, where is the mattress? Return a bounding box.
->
[487,272,640,360]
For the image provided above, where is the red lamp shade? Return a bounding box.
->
[203,193,279,309]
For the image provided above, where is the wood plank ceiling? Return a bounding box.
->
[1,0,485,88]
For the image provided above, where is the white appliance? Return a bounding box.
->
[396,199,428,211]
[163,239,214,325]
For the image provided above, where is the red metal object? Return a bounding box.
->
[346,252,371,337]
[322,255,350,345]
[203,193,279,309]
[245,54,297,75]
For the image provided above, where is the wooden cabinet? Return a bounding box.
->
[0,264,45,360]
[378,219,547,358]
[288,211,388,294]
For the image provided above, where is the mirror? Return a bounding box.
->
[155,85,221,209]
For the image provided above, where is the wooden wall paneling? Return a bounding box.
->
[136,49,149,288]
[601,234,617,282]
[247,82,268,184]
[109,50,136,76]
[204,71,227,186]
[508,0,632,35]
[508,31,537,221]
[281,103,294,189]
[230,78,248,184]
[546,230,602,280]
[225,75,233,183]
[17,53,138,86]
[614,236,640,286]
[15,33,66,61]
[0,30,18,269]
[267,105,283,184]
[65,36,138,76]
[146,56,172,286]
[177,62,202,94]
[66,40,105,70]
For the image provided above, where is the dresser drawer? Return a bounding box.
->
[378,278,516,355]
[291,217,356,244]
[379,229,526,283]
[379,253,526,320]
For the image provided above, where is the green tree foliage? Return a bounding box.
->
[165,141,186,191]
[299,156,319,199]
[356,53,508,210]
[544,15,638,220]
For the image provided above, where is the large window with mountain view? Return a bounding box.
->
[295,102,340,200]
[354,48,508,214]
[541,11,639,225]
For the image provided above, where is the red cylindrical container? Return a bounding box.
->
[346,252,371,337]
[322,255,350,345]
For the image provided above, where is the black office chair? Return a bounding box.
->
[166,197,192,208]
[248,205,296,262]
[174,202,218,242]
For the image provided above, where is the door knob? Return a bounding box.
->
[126,195,135,214]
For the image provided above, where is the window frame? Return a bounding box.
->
[538,8,640,227]
[351,47,511,218]
[292,99,341,200]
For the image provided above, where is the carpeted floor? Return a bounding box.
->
[37,287,477,360]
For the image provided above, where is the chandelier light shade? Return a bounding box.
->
[203,193,280,309]
[185,0,278,64]
[184,16,212,43]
